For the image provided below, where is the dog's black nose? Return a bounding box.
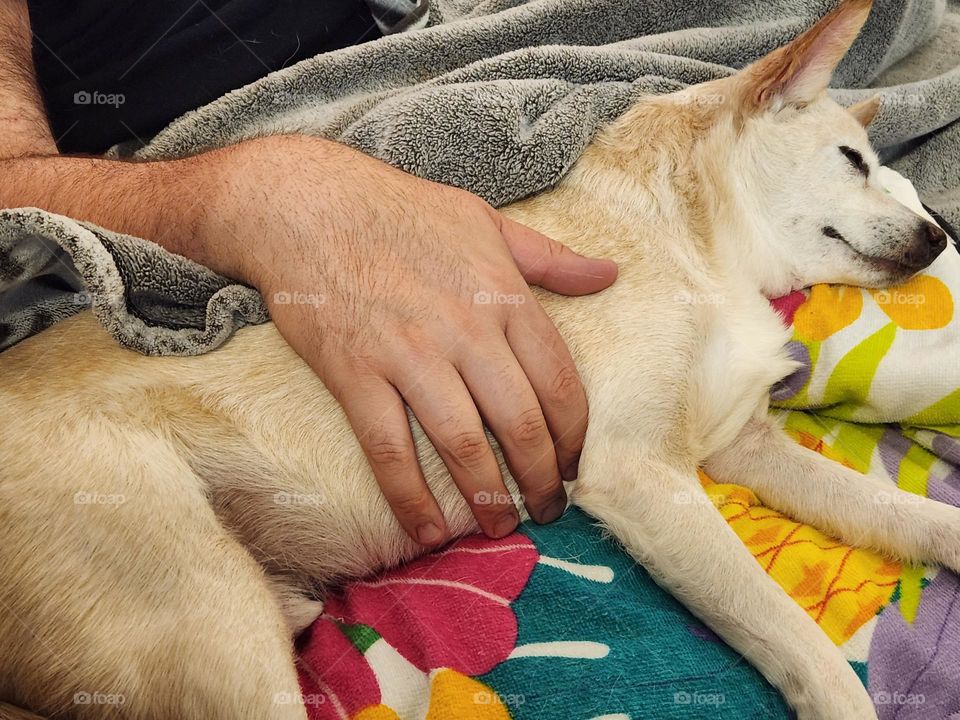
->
[902,222,948,269]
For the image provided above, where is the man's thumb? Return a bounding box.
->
[500,214,618,296]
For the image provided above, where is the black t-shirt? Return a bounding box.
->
[28,1,381,154]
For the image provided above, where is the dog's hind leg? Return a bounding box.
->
[705,416,960,573]
[0,428,307,720]
[574,456,878,720]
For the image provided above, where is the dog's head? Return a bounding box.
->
[678,0,947,293]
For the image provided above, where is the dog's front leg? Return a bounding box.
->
[573,457,877,720]
[705,415,960,573]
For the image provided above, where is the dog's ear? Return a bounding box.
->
[848,95,881,127]
[739,0,873,112]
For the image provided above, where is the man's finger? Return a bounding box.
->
[498,214,618,296]
[337,376,448,547]
[394,362,520,539]
[456,335,566,525]
[505,299,588,486]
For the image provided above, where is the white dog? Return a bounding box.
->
[1,1,955,718]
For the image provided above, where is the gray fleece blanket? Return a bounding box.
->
[2,0,959,355]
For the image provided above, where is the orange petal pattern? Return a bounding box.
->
[426,669,513,720]
[793,284,864,341]
[868,274,953,330]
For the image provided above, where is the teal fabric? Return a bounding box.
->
[479,509,790,719]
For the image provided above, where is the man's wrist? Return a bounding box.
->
[190,134,378,290]
[0,131,381,292]
[187,137,289,289]
[152,147,255,284]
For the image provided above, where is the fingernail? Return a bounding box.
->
[537,495,567,524]
[417,522,444,546]
[492,512,519,539]
[584,257,619,273]
[562,455,581,482]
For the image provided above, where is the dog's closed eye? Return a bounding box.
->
[839,145,868,177]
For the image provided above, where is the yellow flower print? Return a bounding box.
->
[426,670,512,720]
[868,274,953,330]
[794,285,864,341]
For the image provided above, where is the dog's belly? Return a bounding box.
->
[149,326,498,588]
[0,312,469,593]
[0,288,794,595]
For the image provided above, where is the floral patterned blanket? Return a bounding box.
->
[294,171,960,720]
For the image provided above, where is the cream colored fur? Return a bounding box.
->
[1,2,956,718]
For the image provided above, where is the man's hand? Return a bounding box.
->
[202,137,617,545]
[0,1,617,545]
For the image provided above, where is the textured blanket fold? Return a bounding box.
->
[1,0,959,354]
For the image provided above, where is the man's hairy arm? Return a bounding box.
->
[0,1,619,545]
[0,0,253,273]
[0,2,368,281]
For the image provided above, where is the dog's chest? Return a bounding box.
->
[686,292,797,460]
